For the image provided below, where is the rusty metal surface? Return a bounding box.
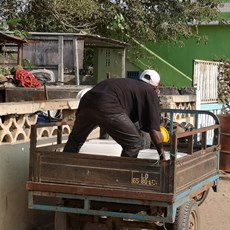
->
[218,114,230,172]
[28,143,219,202]
[27,182,174,203]
[32,150,171,193]
[26,109,221,227]
[175,151,219,194]
[28,111,220,201]
[0,87,79,102]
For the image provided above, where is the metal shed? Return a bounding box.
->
[0,32,27,66]
[23,32,128,85]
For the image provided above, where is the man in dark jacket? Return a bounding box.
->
[63,69,165,160]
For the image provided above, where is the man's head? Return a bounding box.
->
[139,69,160,87]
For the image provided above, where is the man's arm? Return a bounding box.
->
[149,129,166,160]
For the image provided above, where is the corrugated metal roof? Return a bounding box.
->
[78,34,128,48]
[0,32,27,44]
[26,32,128,48]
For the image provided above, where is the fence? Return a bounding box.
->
[193,59,223,144]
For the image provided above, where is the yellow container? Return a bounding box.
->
[160,126,170,143]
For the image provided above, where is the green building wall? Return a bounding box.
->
[93,48,124,83]
[146,24,230,87]
[94,18,230,88]
[125,23,230,88]
[127,42,192,87]
[126,1,230,88]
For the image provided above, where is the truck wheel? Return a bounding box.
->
[55,212,85,230]
[164,199,200,230]
[75,222,85,230]
[194,189,210,206]
[55,212,68,230]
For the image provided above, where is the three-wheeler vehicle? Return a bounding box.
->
[26,109,220,230]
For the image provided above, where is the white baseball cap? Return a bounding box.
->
[139,69,160,86]
[76,87,92,107]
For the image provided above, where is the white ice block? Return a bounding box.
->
[138,149,187,160]
[80,140,121,156]
[78,139,187,160]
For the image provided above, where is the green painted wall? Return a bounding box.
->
[147,24,230,86]
[95,23,230,88]
[125,1,230,88]
[94,48,124,83]
[127,43,192,87]
[95,41,195,87]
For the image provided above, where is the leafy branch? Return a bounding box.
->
[218,60,230,113]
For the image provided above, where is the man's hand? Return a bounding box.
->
[149,129,166,160]
[159,151,166,160]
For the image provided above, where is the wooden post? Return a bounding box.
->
[121,48,126,78]
[18,44,23,65]
[58,36,64,83]
[29,125,37,181]
[55,212,67,230]
[73,37,80,85]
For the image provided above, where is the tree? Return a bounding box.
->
[0,0,25,30]
[95,0,222,43]
[11,0,100,33]
[1,0,222,43]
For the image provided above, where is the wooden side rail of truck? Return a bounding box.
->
[26,109,221,230]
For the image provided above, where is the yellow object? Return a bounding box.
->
[160,126,170,143]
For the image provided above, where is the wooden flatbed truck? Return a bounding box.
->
[26,109,220,230]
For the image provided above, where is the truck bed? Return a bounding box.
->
[26,109,220,226]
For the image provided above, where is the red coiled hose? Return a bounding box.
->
[15,69,42,88]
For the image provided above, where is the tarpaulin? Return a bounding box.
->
[15,69,42,88]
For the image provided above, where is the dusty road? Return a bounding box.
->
[199,171,230,230]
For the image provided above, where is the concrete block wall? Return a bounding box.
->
[160,94,196,124]
[0,99,78,230]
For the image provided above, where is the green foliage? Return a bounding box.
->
[0,20,9,31]
[6,18,21,27]
[218,60,230,113]
[0,0,223,44]
[13,30,30,40]
[10,65,23,74]
[96,0,222,43]
[16,0,100,33]
[22,59,33,69]
[0,66,11,76]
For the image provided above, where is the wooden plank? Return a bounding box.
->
[73,37,80,85]
[58,36,64,82]
[121,48,126,78]
[29,125,37,181]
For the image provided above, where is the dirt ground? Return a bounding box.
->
[199,171,230,230]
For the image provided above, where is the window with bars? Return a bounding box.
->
[105,59,110,67]
[105,49,111,67]
[127,71,140,80]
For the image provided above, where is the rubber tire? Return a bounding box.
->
[75,222,85,230]
[194,189,210,206]
[55,212,68,230]
[174,199,199,230]
[165,199,200,230]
